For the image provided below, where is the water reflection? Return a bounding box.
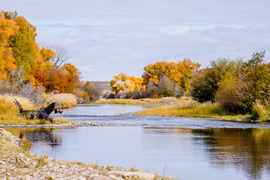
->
[6,128,62,146]
[5,126,270,180]
[146,127,270,180]
[192,128,270,180]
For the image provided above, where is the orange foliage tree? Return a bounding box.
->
[33,63,81,93]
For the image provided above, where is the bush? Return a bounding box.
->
[251,102,270,120]
[215,76,252,114]
[162,90,175,97]
[82,82,103,101]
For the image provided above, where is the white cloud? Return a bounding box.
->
[1,0,270,80]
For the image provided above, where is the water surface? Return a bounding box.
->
[6,104,270,180]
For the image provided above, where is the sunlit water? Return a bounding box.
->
[6,104,270,180]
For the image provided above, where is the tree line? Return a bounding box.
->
[108,59,200,98]
[109,52,270,116]
[191,51,270,115]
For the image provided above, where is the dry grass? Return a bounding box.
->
[0,94,71,125]
[95,97,180,105]
[136,98,250,120]
[0,94,36,124]
[42,93,77,108]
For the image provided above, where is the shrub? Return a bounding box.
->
[251,102,270,120]
[215,76,252,114]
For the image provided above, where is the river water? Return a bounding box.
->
[6,104,270,180]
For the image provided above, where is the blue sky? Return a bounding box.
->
[2,0,270,80]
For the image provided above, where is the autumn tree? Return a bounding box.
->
[8,15,39,82]
[0,11,18,79]
[142,59,200,95]
[110,73,145,98]
[39,48,55,70]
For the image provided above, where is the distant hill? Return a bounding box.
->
[91,81,111,91]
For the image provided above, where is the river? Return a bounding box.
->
[6,104,270,180]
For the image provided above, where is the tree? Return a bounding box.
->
[191,59,237,103]
[215,75,252,114]
[110,73,145,97]
[243,51,270,103]
[48,44,70,67]
[9,15,39,82]
[142,59,200,95]
[0,11,19,79]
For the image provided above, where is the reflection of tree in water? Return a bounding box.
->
[192,128,270,180]
[6,128,62,147]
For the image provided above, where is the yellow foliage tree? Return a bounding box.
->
[110,73,145,94]
[142,59,200,93]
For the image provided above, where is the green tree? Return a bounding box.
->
[191,59,237,103]
[243,51,270,103]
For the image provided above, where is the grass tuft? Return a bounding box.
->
[42,93,77,108]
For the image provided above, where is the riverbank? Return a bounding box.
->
[0,128,171,180]
[94,97,179,105]
[135,99,255,121]
[0,119,112,128]
[0,93,77,126]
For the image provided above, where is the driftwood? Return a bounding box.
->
[14,99,63,123]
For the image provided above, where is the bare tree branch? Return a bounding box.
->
[41,44,71,67]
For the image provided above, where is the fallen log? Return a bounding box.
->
[14,99,63,123]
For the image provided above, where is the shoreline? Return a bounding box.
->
[1,113,268,129]
[132,113,270,123]
[0,120,113,128]
[0,128,171,180]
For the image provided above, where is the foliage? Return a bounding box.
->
[9,15,39,82]
[0,11,93,103]
[33,63,81,93]
[0,12,19,79]
[215,75,252,114]
[109,59,200,99]
[142,59,200,94]
[242,51,270,103]
[191,59,238,103]
[251,102,270,121]
[110,73,145,98]
[79,81,103,102]
[191,51,270,116]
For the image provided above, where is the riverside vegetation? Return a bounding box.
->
[0,94,75,125]
[0,10,102,125]
[108,52,270,121]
